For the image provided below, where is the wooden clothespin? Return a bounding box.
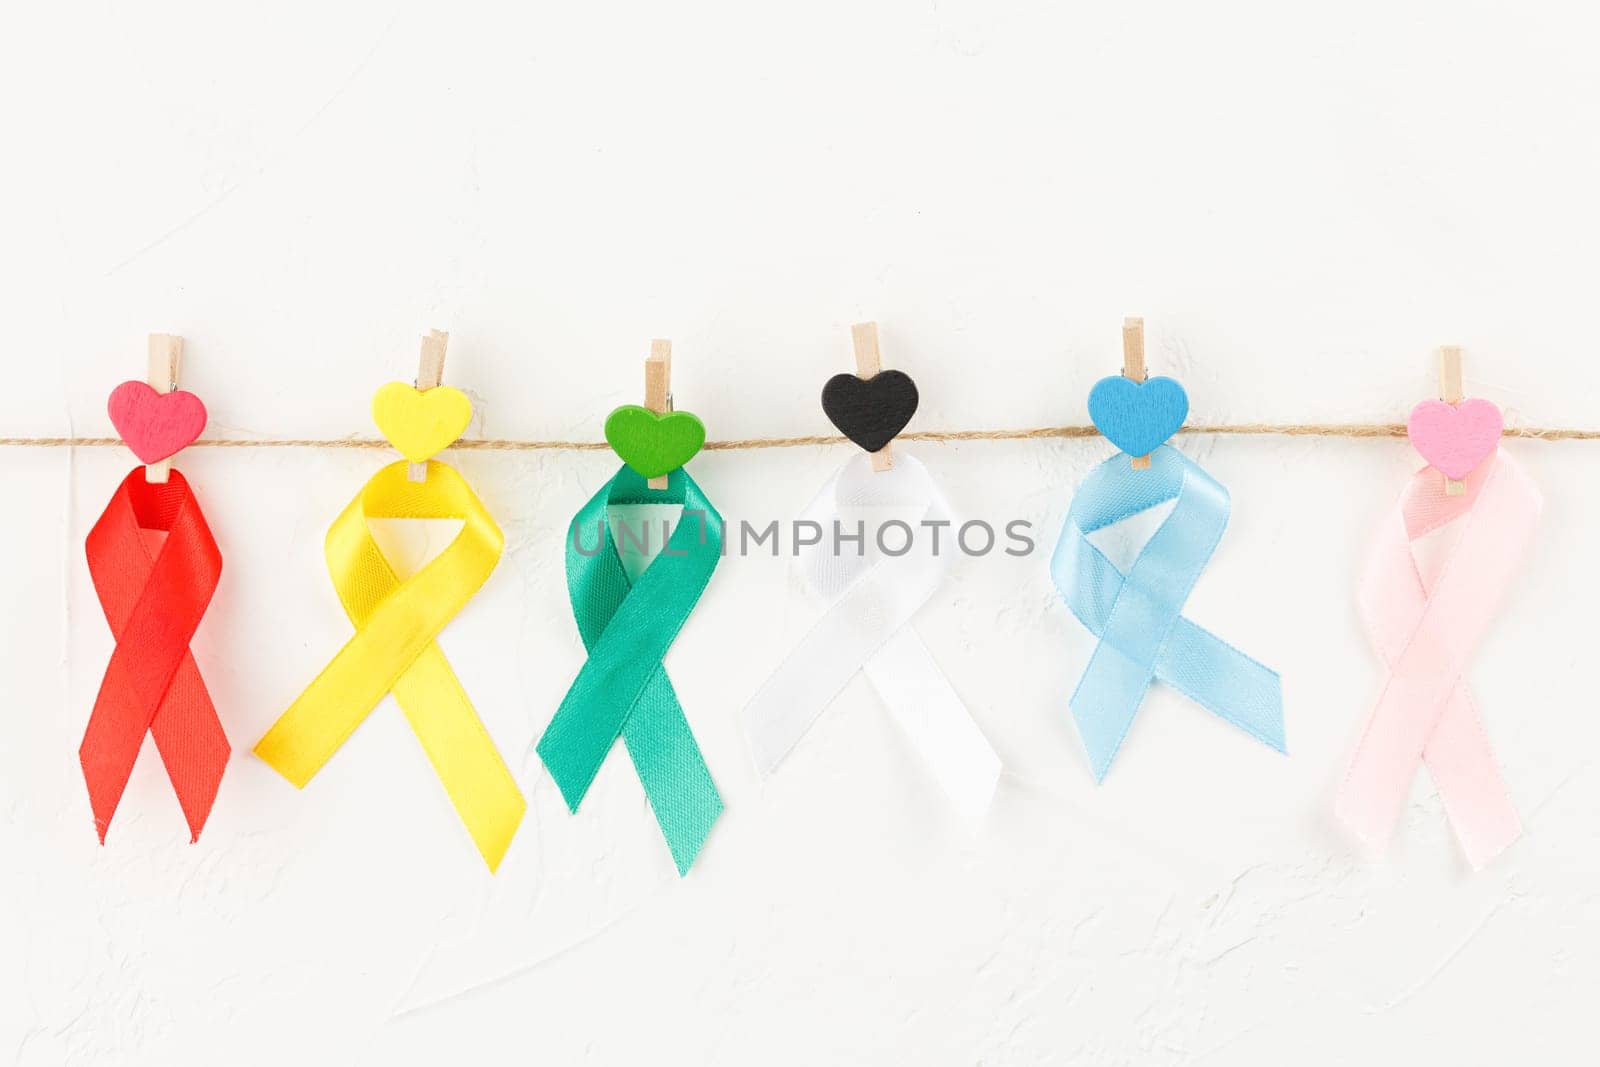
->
[144,333,183,484]
[851,321,893,472]
[1122,317,1151,470]
[645,339,672,490]
[1439,344,1466,496]
[409,329,449,482]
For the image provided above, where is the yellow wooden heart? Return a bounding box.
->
[371,381,473,462]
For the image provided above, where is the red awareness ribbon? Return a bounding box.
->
[81,469,228,842]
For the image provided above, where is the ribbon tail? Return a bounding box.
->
[254,666,379,789]
[1069,641,1156,783]
[147,652,231,842]
[741,598,894,777]
[1336,674,1517,862]
[1423,689,1521,869]
[253,616,418,790]
[79,661,156,843]
[1157,618,1286,753]
[394,644,527,872]
[82,633,212,842]
[862,629,1000,820]
[537,684,627,815]
[621,673,724,876]
[1335,676,1441,852]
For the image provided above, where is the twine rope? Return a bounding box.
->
[1,423,1597,452]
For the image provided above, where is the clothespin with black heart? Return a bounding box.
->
[821,321,920,473]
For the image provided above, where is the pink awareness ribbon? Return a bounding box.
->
[1335,449,1540,868]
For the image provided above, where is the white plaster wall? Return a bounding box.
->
[3,2,1598,1064]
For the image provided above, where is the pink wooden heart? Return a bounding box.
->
[107,381,208,463]
[1406,398,1503,479]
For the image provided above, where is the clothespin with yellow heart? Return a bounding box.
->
[253,329,525,871]
[371,329,474,481]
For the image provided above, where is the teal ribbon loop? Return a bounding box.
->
[537,465,724,875]
[1051,446,1284,781]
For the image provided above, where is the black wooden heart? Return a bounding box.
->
[821,369,920,454]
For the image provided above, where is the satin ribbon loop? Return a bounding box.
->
[742,453,1002,819]
[1051,446,1284,780]
[537,464,724,876]
[1337,450,1540,868]
[254,460,525,872]
[82,469,228,842]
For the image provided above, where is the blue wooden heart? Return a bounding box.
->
[1087,375,1189,456]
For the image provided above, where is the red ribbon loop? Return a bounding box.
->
[81,469,228,842]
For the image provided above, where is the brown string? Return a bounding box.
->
[2,423,1599,452]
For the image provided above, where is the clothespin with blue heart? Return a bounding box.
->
[1053,318,1285,782]
[1087,318,1190,469]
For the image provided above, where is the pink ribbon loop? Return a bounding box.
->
[1337,450,1540,868]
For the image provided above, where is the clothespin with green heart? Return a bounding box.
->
[604,339,707,490]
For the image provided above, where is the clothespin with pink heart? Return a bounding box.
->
[106,334,207,482]
[1406,345,1504,495]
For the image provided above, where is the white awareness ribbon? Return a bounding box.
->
[742,452,1002,819]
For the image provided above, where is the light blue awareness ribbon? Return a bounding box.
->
[1050,445,1284,781]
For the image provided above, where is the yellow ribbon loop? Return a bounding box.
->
[254,460,525,871]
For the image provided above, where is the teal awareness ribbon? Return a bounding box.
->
[537,465,724,875]
[1051,445,1284,781]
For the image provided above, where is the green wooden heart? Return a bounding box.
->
[603,405,707,478]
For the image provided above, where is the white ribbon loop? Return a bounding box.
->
[742,453,1002,820]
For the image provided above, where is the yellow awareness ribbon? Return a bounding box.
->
[253,460,525,871]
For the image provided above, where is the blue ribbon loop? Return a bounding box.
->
[1051,446,1284,781]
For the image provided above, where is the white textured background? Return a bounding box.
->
[3,2,1599,1064]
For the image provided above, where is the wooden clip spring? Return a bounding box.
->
[1122,317,1151,470]
[144,333,183,484]
[645,339,672,489]
[409,329,449,483]
[1439,344,1466,496]
[851,321,893,472]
